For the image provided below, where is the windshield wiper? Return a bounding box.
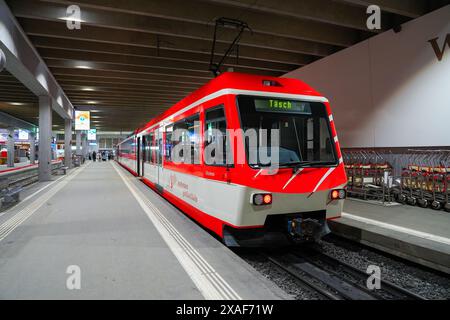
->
[253,161,336,172]
[292,161,336,173]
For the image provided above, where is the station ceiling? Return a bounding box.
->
[0,70,64,130]
[1,0,449,132]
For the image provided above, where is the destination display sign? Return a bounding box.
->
[254,99,312,114]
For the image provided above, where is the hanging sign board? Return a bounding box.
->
[75,111,90,130]
[87,129,97,140]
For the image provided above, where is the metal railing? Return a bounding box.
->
[0,162,64,207]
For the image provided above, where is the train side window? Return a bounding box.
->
[171,121,183,162]
[170,114,200,164]
[165,126,173,161]
[146,133,153,163]
[158,137,163,165]
[185,114,200,164]
[204,106,229,166]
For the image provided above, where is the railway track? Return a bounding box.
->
[265,249,427,300]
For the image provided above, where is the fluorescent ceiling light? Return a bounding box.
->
[9,102,26,106]
[75,65,92,69]
[58,17,86,23]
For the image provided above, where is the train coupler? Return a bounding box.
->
[287,217,330,243]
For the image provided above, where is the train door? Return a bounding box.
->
[147,132,157,183]
[153,129,160,186]
[136,136,141,176]
[157,127,163,187]
[141,135,145,177]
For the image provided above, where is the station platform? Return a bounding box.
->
[0,161,289,300]
[0,161,35,173]
[0,160,63,177]
[329,199,450,274]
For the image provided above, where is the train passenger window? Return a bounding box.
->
[165,125,173,161]
[204,106,229,166]
[145,133,153,163]
[186,114,200,164]
[157,137,163,165]
[170,114,200,164]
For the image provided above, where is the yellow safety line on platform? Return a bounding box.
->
[111,161,242,300]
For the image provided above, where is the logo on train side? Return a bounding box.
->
[428,34,450,61]
[169,174,177,189]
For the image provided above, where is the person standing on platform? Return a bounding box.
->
[92,150,97,162]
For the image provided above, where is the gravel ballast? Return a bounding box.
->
[234,235,450,300]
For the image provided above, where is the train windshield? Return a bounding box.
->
[237,95,337,168]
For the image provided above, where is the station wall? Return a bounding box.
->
[284,6,450,148]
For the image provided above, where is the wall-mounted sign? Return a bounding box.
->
[87,129,97,141]
[18,129,29,140]
[428,34,450,62]
[75,110,90,130]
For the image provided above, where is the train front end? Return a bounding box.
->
[222,86,347,246]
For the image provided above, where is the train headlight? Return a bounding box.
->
[330,189,346,200]
[252,193,272,206]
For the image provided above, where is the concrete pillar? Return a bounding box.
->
[82,132,87,159]
[76,130,81,156]
[64,119,72,168]
[29,131,36,164]
[6,127,14,167]
[38,96,52,181]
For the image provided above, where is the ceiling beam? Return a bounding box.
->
[37,47,286,76]
[45,59,215,79]
[8,0,357,47]
[30,35,301,72]
[62,85,192,95]
[0,0,73,119]
[18,17,337,58]
[53,75,201,89]
[49,68,210,85]
[69,100,182,107]
[69,96,182,105]
[335,0,429,18]
[201,0,388,31]
[65,90,187,99]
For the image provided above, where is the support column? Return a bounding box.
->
[82,132,87,159]
[76,130,81,156]
[38,96,52,181]
[29,131,36,164]
[6,127,14,168]
[64,119,72,168]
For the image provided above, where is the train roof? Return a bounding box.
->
[135,72,324,134]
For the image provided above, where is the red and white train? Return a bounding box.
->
[117,72,347,246]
